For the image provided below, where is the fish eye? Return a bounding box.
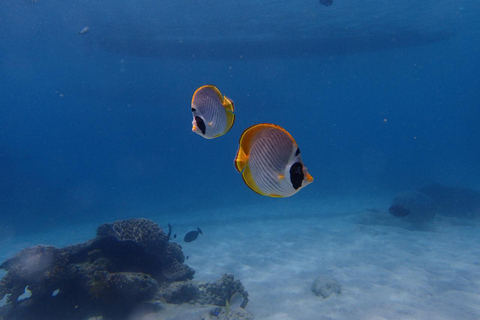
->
[289,162,304,190]
[195,116,206,135]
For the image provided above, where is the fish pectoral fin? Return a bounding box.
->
[278,174,285,180]
[208,121,213,127]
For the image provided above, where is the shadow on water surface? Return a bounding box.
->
[92,28,454,60]
[70,0,461,59]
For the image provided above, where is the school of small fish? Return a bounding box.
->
[191,85,313,198]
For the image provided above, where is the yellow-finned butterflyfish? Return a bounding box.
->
[191,85,235,139]
[234,123,313,198]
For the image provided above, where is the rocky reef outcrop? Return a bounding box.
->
[0,218,250,320]
[389,191,436,224]
[420,184,480,218]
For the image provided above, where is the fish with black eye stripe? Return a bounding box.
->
[189,85,313,198]
[234,123,313,198]
[191,85,235,139]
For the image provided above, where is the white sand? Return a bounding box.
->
[1,195,480,319]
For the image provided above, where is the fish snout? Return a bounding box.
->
[306,173,314,184]
[192,119,198,133]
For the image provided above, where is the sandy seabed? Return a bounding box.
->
[1,195,479,320]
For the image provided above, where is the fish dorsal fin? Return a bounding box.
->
[191,84,222,107]
[239,123,295,153]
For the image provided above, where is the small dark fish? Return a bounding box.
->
[173,234,177,239]
[184,227,203,243]
[319,0,333,6]
[186,256,189,260]
[389,205,410,217]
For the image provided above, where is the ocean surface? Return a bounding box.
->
[1,0,479,319]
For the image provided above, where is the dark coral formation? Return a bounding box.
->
[389,191,436,224]
[157,274,249,308]
[95,219,194,282]
[196,274,249,308]
[420,184,480,218]
[0,219,249,320]
[97,218,168,254]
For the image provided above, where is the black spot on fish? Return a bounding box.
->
[195,116,206,135]
[295,148,301,156]
[290,162,304,190]
[191,108,196,112]
[389,205,410,217]
[184,227,203,242]
[319,0,333,6]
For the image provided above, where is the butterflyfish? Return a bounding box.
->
[234,123,313,198]
[191,85,235,139]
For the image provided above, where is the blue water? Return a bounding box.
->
[0,0,479,236]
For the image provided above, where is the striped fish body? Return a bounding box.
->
[234,124,313,197]
[191,85,235,139]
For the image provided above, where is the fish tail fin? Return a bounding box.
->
[223,96,234,112]
[223,110,235,135]
[234,147,248,173]
[222,96,235,135]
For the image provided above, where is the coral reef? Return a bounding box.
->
[157,274,249,308]
[0,218,249,320]
[195,274,249,308]
[96,218,168,254]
